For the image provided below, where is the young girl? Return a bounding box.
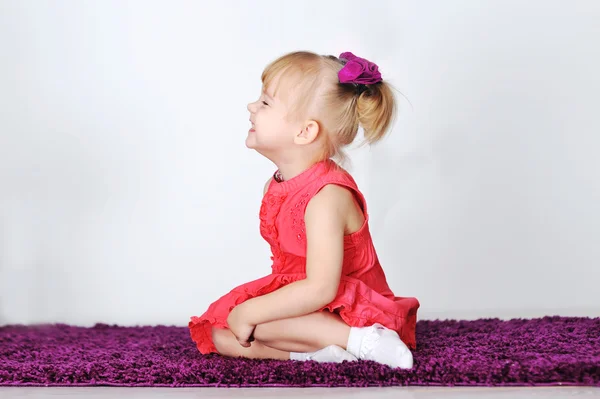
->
[189,51,420,369]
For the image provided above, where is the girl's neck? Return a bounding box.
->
[273,157,324,182]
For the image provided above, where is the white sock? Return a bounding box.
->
[346,326,369,358]
[290,345,357,363]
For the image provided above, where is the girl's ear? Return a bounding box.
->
[294,120,320,145]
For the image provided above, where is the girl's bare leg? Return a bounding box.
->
[212,311,350,359]
[213,310,413,369]
[253,310,350,352]
[211,327,290,360]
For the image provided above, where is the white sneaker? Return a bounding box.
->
[292,345,358,363]
[350,323,413,369]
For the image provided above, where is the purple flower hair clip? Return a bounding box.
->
[338,52,382,93]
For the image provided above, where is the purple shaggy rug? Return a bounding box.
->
[0,316,599,387]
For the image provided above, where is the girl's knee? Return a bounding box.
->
[211,327,233,355]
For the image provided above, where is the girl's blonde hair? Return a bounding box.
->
[261,51,397,162]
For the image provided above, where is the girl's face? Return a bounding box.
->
[246,79,299,158]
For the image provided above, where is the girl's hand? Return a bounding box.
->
[227,304,256,347]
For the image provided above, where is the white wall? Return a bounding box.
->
[1,0,599,327]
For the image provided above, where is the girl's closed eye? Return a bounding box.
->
[262,101,269,106]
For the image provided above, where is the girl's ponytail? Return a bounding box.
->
[356,82,396,144]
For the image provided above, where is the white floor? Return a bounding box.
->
[0,387,598,398]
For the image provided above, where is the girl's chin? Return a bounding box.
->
[245,134,257,149]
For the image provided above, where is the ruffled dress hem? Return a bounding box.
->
[189,273,419,355]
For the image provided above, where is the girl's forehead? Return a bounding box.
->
[262,83,287,104]
[264,69,304,97]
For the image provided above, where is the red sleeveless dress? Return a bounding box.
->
[189,160,420,354]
